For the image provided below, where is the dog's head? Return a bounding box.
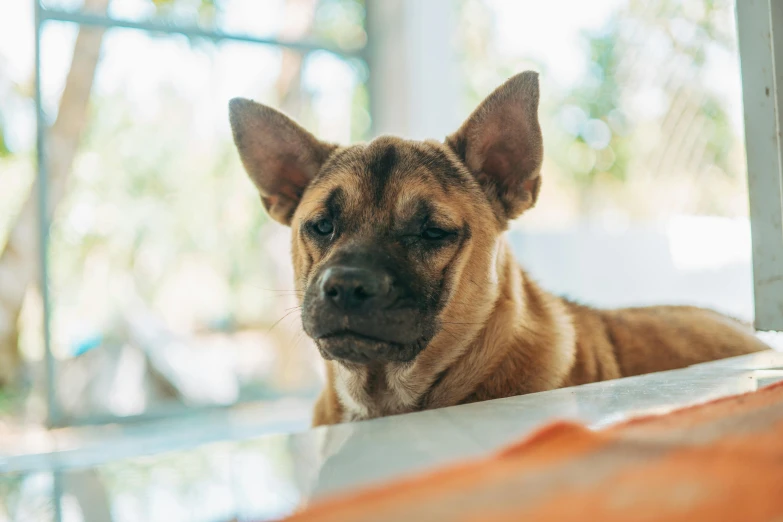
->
[229,72,543,365]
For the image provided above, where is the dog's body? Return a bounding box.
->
[229,72,768,427]
[312,248,766,425]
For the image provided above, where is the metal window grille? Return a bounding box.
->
[32,0,371,429]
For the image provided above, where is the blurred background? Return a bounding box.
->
[0,0,772,519]
[0,0,760,427]
[0,0,771,510]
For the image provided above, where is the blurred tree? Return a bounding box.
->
[551,0,741,217]
[276,0,318,115]
[457,0,745,222]
[0,0,221,389]
[0,0,367,412]
[0,0,110,388]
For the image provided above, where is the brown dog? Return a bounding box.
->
[228,72,769,426]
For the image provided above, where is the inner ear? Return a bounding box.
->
[446,71,543,221]
[229,98,336,225]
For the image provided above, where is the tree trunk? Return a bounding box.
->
[0,0,110,388]
[275,0,318,113]
[271,0,319,391]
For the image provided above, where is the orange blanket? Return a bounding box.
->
[284,381,783,522]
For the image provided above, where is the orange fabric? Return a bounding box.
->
[284,381,783,522]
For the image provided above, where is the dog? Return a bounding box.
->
[228,71,769,426]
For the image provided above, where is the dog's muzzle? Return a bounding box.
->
[302,263,430,364]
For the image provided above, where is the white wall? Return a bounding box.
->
[366,0,461,140]
[509,218,755,322]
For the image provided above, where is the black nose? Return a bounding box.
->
[319,267,394,311]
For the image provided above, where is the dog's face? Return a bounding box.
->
[229,72,543,366]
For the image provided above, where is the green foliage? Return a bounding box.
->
[545,0,743,216]
[556,23,629,187]
[0,123,10,158]
[49,84,279,327]
[150,0,219,23]
[313,0,366,50]
[350,75,371,141]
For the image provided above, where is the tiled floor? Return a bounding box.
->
[2,350,783,522]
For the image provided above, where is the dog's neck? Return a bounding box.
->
[328,236,577,422]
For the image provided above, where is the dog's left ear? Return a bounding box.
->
[446,71,543,221]
[229,98,336,226]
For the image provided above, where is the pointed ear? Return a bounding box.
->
[229,98,336,225]
[446,71,543,220]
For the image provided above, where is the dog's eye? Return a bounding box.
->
[422,227,448,240]
[313,218,334,236]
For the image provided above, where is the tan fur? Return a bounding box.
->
[228,73,770,428]
[312,238,768,426]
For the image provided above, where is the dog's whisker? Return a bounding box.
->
[268,307,303,333]
[243,283,305,295]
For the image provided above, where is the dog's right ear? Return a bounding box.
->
[229,98,336,226]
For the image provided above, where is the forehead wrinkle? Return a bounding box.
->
[311,144,366,187]
[394,188,462,228]
[386,161,437,199]
[394,188,430,220]
[363,138,462,209]
[296,173,362,221]
[324,187,344,217]
[415,140,475,190]
[365,141,400,206]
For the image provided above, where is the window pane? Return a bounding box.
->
[39,23,368,420]
[40,0,368,54]
[457,0,756,320]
